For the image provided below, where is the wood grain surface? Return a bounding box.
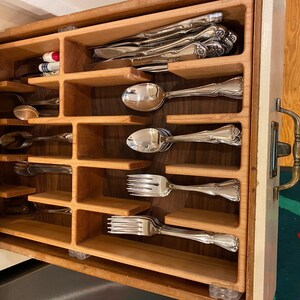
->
[281,0,300,166]
[0,0,255,296]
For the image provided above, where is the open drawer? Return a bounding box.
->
[0,0,288,299]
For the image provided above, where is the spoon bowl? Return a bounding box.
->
[0,131,73,150]
[126,125,241,153]
[13,105,39,120]
[122,83,165,112]
[0,131,34,149]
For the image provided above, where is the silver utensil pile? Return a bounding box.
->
[93,12,238,72]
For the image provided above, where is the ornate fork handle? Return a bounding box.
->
[166,125,242,146]
[170,179,240,202]
[159,228,238,252]
[165,77,243,100]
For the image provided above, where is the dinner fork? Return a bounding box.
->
[14,161,72,176]
[108,215,239,252]
[127,174,240,202]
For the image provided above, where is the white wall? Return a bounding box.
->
[0,0,126,30]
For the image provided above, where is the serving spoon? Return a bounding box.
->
[122,76,243,112]
[126,125,241,153]
[0,131,73,150]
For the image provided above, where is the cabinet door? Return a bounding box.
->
[254,0,285,299]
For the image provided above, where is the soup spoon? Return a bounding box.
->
[0,131,72,150]
[122,76,243,112]
[126,124,241,153]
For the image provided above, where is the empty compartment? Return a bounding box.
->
[0,200,71,248]
[76,167,150,215]
[77,124,150,160]
[75,210,239,289]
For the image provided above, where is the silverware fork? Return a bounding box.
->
[108,215,238,252]
[127,174,240,202]
[14,161,72,176]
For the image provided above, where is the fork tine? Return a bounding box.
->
[129,193,160,197]
[127,174,155,179]
[127,178,157,184]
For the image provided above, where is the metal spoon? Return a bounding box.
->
[126,125,241,153]
[13,105,58,120]
[0,131,73,150]
[122,77,243,112]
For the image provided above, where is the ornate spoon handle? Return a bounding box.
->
[166,77,243,100]
[167,124,242,146]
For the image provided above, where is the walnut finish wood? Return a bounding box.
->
[0,0,257,297]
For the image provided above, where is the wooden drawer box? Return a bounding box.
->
[0,0,286,299]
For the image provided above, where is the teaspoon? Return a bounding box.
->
[122,76,243,112]
[126,125,241,153]
[0,131,73,150]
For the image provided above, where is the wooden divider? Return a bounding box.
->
[0,0,254,294]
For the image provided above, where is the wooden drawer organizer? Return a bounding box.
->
[0,0,254,295]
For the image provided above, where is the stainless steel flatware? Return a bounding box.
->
[14,161,72,176]
[127,174,240,202]
[108,215,239,252]
[126,125,242,153]
[122,77,243,112]
[94,42,207,68]
[94,25,227,59]
[0,131,72,149]
[14,105,58,120]
[117,12,223,40]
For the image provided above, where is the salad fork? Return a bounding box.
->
[127,174,240,202]
[108,215,239,252]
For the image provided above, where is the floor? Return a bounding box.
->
[275,170,300,300]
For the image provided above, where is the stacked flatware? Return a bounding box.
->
[92,12,239,71]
